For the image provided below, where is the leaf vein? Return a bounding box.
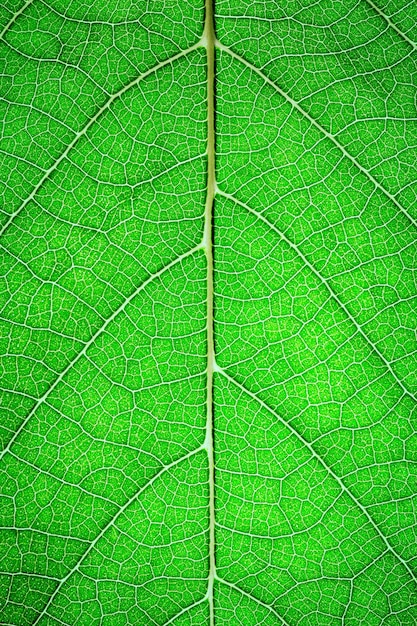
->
[216,42,417,232]
[0,42,202,239]
[217,366,417,585]
[217,188,417,404]
[0,244,201,461]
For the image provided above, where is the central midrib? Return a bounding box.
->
[203,0,216,622]
[201,7,417,620]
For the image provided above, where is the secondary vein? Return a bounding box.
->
[216,41,417,233]
[0,42,201,240]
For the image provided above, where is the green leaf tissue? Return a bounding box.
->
[1,0,417,624]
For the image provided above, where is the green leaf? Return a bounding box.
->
[1,0,416,624]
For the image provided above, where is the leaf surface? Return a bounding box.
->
[0,0,416,624]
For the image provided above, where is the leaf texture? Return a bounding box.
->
[0,0,416,624]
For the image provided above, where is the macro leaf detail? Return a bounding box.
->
[0,0,417,624]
